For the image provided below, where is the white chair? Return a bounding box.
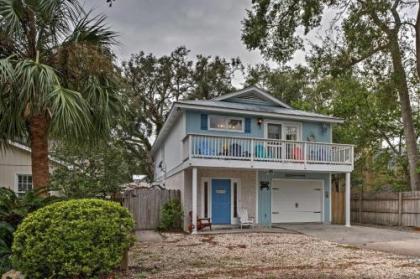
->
[239,208,255,229]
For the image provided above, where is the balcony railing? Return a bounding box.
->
[183,134,353,167]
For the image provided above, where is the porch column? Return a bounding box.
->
[192,167,198,234]
[345,172,351,227]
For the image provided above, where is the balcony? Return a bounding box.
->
[182,134,354,172]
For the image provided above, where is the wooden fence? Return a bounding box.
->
[350,191,420,227]
[123,188,181,230]
[331,191,345,224]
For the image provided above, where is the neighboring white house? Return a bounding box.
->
[151,86,354,232]
[0,142,56,195]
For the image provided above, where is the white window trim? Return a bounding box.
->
[231,178,241,224]
[200,177,211,218]
[264,120,303,141]
[208,115,245,133]
[15,173,33,195]
[201,177,241,225]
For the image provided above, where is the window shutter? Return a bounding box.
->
[245,118,251,133]
[201,114,208,130]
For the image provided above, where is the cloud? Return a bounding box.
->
[86,0,265,69]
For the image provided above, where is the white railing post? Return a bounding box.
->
[251,139,254,162]
[183,134,353,169]
[189,135,193,159]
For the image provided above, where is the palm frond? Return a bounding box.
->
[0,57,27,146]
[13,58,61,114]
[0,0,25,35]
[36,0,84,47]
[65,12,117,47]
[0,29,17,58]
[83,76,121,137]
[48,85,93,140]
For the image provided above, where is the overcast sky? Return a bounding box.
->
[86,0,265,76]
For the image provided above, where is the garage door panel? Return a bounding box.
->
[272,211,321,223]
[271,179,323,223]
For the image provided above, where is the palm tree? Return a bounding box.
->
[0,0,120,193]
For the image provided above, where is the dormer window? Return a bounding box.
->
[208,115,244,132]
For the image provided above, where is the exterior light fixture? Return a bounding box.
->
[257,118,263,126]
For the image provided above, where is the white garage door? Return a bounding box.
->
[271,179,323,223]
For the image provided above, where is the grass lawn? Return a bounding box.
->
[120,232,420,278]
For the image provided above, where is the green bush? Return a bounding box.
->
[12,199,135,278]
[0,187,62,274]
[158,199,183,231]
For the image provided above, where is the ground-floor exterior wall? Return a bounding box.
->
[258,171,331,225]
[0,147,32,191]
[164,167,332,230]
[197,168,257,224]
[164,170,189,230]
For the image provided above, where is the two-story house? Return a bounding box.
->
[152,86,353,232]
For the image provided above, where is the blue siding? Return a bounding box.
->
[303,122,331,143]
[186,110,264,138]
[244,118,251,133]
[258,171,331,225]
[186,110,332,143]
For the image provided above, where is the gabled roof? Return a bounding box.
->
[213,86,291,108]
[176,99,341,122]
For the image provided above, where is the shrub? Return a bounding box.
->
[12,199,134,279]
[158,199,183,231]
[0,187,62,274]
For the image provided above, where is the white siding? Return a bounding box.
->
[153,148,164,181]
[154,112,186,182]
[0,146,32,191]
[164,113,185,172]
[165,170,190,230]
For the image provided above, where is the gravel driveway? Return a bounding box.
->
[122,232,420,278]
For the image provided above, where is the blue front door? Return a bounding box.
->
[212,179,231,224]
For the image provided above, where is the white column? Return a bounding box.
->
[192,167,198,234]
[345,172,351,227]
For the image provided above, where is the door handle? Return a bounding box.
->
[295,202,299,208]
[313,211,321,213]
[272,211,279,214]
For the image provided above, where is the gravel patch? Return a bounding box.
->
[119,232,420,278]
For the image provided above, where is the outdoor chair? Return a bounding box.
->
[228,143,242,157]
[188,211,212,233]
[195,139,215,156]
[238,208,255,229]
[255,144,266,159]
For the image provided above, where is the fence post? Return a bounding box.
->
[398,192,402,226]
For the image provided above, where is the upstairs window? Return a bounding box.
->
[16,174,32,196]
[208,115,243,132]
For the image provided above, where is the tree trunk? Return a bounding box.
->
[389,35,420,191]
[29,114,50,195]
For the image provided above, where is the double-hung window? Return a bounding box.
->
[208,115,243,132]
[16,174,32,196]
